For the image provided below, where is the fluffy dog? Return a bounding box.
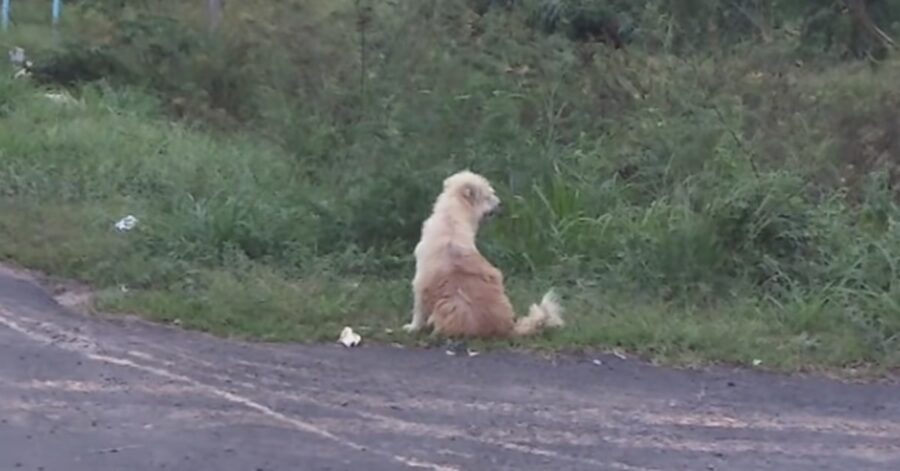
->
[404,170,564,338]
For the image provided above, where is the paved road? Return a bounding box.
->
[0,268,899,471]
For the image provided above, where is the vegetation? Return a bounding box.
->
[1,0,900,373]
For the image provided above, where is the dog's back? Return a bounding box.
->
[421,246,515,338]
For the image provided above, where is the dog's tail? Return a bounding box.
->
[513,289,564,336]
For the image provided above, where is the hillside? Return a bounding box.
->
[1,0,899,373]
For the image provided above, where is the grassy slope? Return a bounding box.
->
[1,1,899,375]
[0,80,880,373]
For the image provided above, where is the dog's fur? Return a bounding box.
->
[404,170,564,338]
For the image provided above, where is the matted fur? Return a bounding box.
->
[403,170,564,338]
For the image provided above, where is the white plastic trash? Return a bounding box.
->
[114,215,139,232]
[8,47,25,66]
[338,327,361,348]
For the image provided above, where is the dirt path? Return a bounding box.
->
[0,269,898,471]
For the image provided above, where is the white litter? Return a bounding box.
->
[114,215,139,232]
[9,47,25,65]
[752,359,763,366]
[338,327,362,348]
[446,348,480,357]
[44,92,78,105]
[9,47,32,79]
[592,359,603,366]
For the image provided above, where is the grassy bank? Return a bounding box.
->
[1,0,899,374]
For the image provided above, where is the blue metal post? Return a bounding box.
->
[2,0,10,31]
[207,0,222,32]
[52,0,61,26]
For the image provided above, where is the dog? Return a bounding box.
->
[404,170,564,338]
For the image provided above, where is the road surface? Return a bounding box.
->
[0,268,898,470]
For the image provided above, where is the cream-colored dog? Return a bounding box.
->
[404,170,564,338]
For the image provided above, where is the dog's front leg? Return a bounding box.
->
[404,249,427,332]
[403,287,426,333]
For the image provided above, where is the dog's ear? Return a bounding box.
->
[461,183,479,204]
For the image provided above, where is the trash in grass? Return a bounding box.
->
[447,348,480,357]
[114,215,139,232]
[338,327,362,348]
[9,47,26,65]
[444,340,466,356]
[752,359,763,366]
[444,340,479,357]
[9,47,33,79]
[44,91,78,105]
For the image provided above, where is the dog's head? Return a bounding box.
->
[442,170,502,222]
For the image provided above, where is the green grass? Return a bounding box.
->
[1,0,900,377]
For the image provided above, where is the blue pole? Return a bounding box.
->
[52,0,61,26]
[2,0,10,31]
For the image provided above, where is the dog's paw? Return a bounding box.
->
[402,322,421,333]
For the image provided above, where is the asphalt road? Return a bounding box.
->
[1,267,898,471]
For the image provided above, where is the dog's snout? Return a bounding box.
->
[492,202,503,216]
